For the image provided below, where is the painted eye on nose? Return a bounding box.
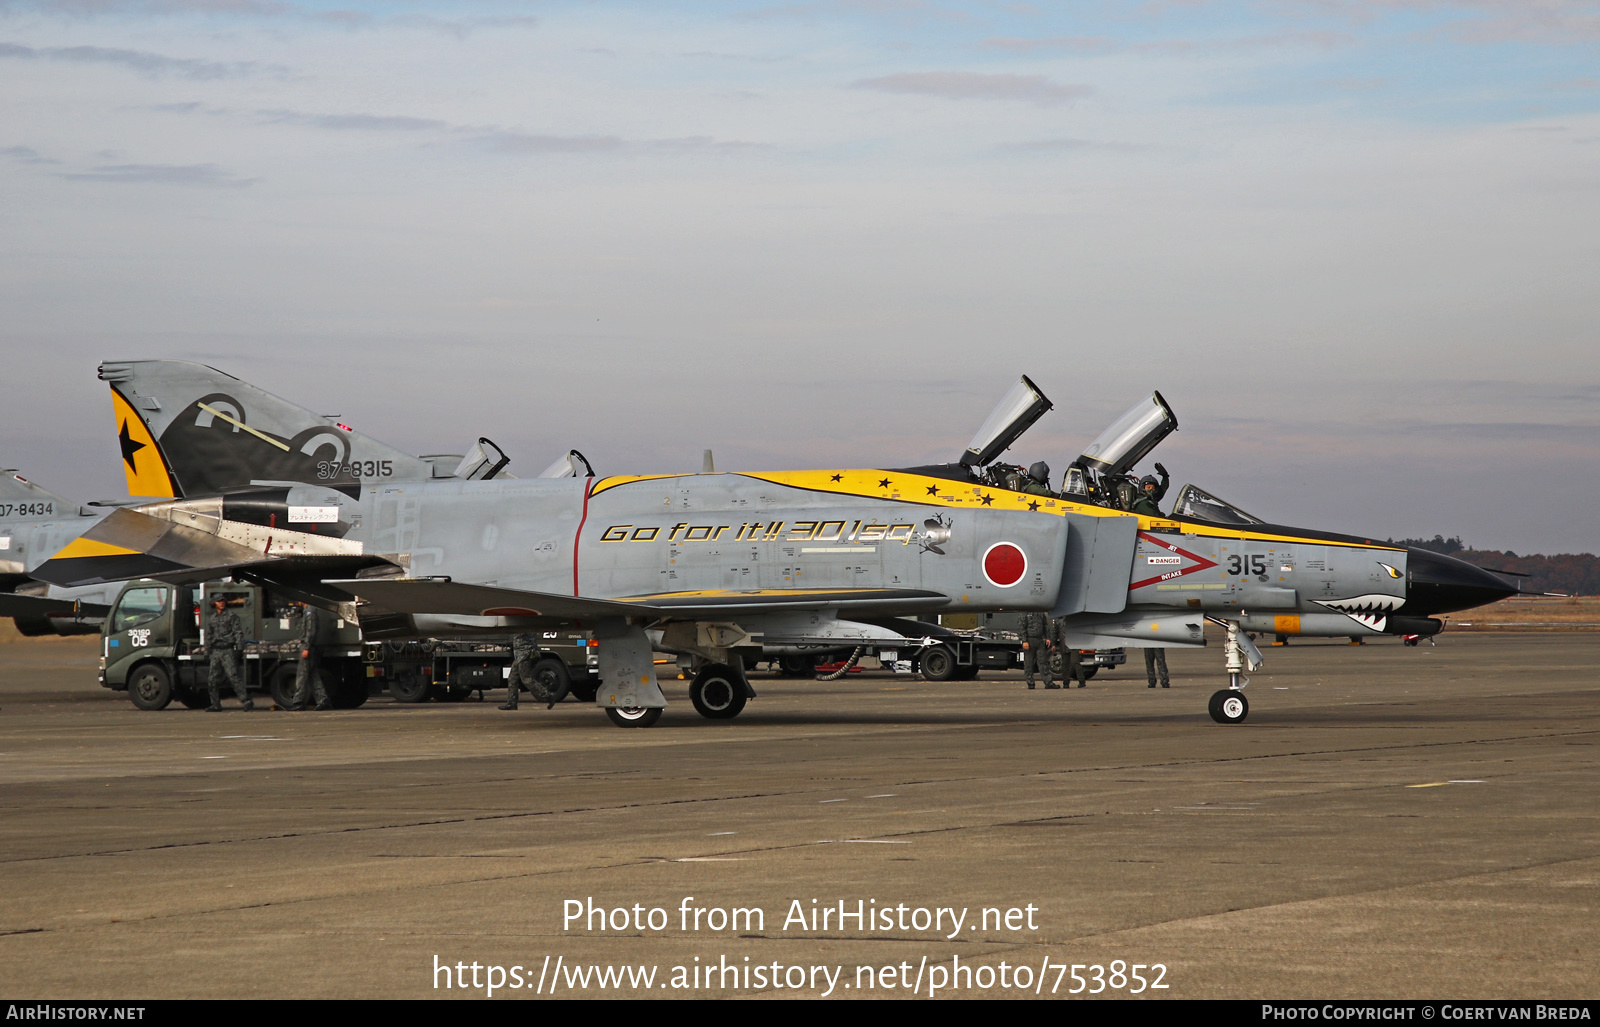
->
[1379,563,1403,579]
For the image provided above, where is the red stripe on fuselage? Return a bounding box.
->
[573,479,592,596]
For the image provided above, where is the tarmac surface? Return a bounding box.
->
[1,632,1596,1000]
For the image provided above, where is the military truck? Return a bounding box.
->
[98,579,601,710]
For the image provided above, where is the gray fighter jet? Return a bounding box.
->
[36,363,1516,725]
[0,471,118,635]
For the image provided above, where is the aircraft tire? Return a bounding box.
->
[690,666,747,720]
[127,661,174,711]
[919,645,957,682]
[1208,689,1248,724]
[777,655,812,678]
[605,706,662,728]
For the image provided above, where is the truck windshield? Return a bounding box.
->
[112,586,168,633]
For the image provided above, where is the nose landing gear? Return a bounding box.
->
[1206,618,1262,724]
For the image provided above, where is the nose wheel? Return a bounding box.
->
[1204,617,1262,724]
[1208,689,1249,724]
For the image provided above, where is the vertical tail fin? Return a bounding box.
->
[100,360,435,498]
[0,470,75,519]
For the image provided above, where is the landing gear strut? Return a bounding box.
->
[1206,618,1262,724]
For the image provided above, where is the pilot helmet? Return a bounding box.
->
[1027,461,1050,484]
[1139,475,1159,490]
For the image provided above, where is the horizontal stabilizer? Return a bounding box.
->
[32,507,262,586]
[0,592,111,619]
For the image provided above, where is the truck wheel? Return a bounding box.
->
[269,666,301,709]
[690,665,747,720]
[332,674,368,709]
[1048,652,1063,676]
[919,645,957,682]
[388,674,431,703]
[1081,666,1098,680]
[529,658,572,703]
[604,706,662,728]
[128,662,174,711]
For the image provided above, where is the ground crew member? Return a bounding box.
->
[1130,462,1171,517]
[1056,619,1089,687]
[499,632,555,710]
[205,596,251,711]
[291,602,331,711]
[1144,647,1170,688]
[1020,611,1056,689]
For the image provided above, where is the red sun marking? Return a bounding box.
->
[983,542,1027,587]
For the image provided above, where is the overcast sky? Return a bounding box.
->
[2,0,1597,553]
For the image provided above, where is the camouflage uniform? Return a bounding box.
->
[500,632,554,710]
[1144,648,1170,688]
[1056,619,1089,687]
[206,606,250,710]
[1019,611,1055,689]
[292,605,331,710]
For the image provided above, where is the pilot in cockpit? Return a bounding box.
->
[1130,463,1170,517]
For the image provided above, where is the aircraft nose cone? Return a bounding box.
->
[1403,548,1518,615]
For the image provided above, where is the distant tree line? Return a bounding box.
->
[1389,537,1600,596]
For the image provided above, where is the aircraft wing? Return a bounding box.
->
[322,579,662,620]
[322,579,950,620]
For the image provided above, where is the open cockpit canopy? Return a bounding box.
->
[1077,391,1177,478]
[960,375,1053,468]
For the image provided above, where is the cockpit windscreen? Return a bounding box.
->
[1171,484,1264,526]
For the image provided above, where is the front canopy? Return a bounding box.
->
[960,376,1054,467]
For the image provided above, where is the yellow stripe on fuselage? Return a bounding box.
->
[588,469,1404,552]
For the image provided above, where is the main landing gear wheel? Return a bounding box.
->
[689,665,747,720]
[604,706,662,728]
[1209,689,1249,724]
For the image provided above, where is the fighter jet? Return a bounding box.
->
[0,470,118,635]
[35,362,1516,725]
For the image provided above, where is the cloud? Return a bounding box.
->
[255,109,449,132]
[1,145,59,164]
[850,71,1091,105]
[981,35,1115,53]
[981,29,1353,56]
[0,39,276,78]
[59,162,253,186]
[474,132,626,154]
[995,137,1143,152]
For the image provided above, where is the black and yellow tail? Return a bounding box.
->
[101,360,434,498]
